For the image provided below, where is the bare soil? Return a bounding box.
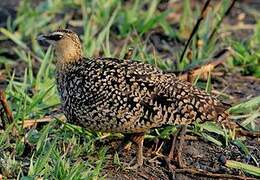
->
[100,135,259,179]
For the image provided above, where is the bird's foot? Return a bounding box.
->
[124,163,141,170]
[122,157,143,170]
[164,156,177,174]
[166,125,187,169]
[177,152,186,168]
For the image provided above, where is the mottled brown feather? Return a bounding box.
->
[57,57,230,133]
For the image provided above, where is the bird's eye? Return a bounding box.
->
[48,34,63,41]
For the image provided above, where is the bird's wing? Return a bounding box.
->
[81,58,228,129]
[125,69,229,126]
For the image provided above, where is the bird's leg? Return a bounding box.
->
[166,125,188,169]
[121,132,145,170]
[168,128,181,160]
[164,127,182,173]
[177,125,187,168]
[165,127,181,171]
[121,133,145,169]
[130,132,145,167]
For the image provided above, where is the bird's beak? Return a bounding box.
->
[37,34,47,41]
[37,34,51,47]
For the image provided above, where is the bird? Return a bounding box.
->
[37,29,233,168]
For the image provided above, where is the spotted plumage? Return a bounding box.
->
[57,57,229,134]
[38,29,230,167]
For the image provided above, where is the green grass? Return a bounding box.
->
[0,0,260,179]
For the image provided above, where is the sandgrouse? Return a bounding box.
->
[38,29,231,167]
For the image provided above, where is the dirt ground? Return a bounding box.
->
[102,139,259,179]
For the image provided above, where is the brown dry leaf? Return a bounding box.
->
[178,63,215,82]
[178,49,230,82]
[191,63,215,82]
[0,90,14,124]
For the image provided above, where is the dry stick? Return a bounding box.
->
[175,168,257,180]
[179,0,212,63]
[0,90,14,128]
[236,128,260,138]
[207,0,237,44]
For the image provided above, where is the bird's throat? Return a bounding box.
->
[55,45,83,70]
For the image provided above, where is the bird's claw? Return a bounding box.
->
[124,163,141,170]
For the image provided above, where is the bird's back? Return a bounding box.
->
[57,58,229,133]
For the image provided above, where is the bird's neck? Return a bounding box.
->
[55,45,83,71]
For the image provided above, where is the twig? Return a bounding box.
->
[0,90,14,128]
[179,0,212,63]
[236,129,260,138]
[207,0,237,44]
[175,167,257,180]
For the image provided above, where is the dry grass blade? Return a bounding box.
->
[21,114,66,128]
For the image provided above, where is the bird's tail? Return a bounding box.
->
[217,111,260,137]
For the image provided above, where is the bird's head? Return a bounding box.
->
[37,29,83,68]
